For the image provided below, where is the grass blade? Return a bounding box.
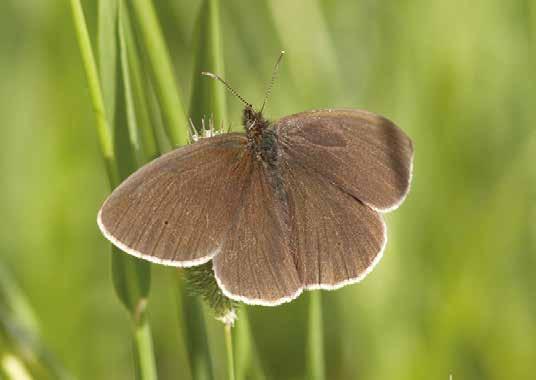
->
[119,1,160,161]
[187,2,238,379]
[224,324,236,380]
[70,1,157,379]
[234,308,265,380]
[118,7,144,165]
[70,0,118,185]
[172,274,194,380]
[128,0,190,147]
[98,0,118,130]
[134,319,158,380]
[189,0,228,130]
[0,265,72,380]
[307,292,326,380]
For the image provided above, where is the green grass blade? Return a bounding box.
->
[112,67,156,378]
[224,324,236,380]
[172,274,194,380]
[187,2,238,379]
[183,293,215,380]
[71,1,157,379]
[118,1,144,166]
[119,1,160,161]
[307,292,326,380]
[234,308,265,380]
[0,354,34,380]
[128,0,189,147]
[134,319,158,380]
[190,0,228,130]
[0,265,72,380]
[98,0,118,130]
[70,0,118,185]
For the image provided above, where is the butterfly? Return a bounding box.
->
[97,53,414,306]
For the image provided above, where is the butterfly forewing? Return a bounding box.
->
[212,158,302,306]
[98,134,248,266]
[281,159,386,289]
[275,109,413,212]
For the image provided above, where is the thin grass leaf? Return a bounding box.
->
[98,0,118,130]
[118,1,145,166]
[224,324,235,380]
[307,292,326,380]
[172,274,194,380]
[114,19,157,379]
[190,0,228,130]
[203,307,228,380]
[186,2,239,379]
[71,1,157,379]
[0,265,72,380]
[70,0,118,185]
[1,354,33,380]
[128,0,190,147]
[182,292,214,380]
[234,308,266,380]
[119,1,160,161]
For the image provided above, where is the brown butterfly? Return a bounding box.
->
[97,53,414,306]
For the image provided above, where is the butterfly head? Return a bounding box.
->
[243,106,268,131]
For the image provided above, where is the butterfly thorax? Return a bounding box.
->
[243,107,278,169]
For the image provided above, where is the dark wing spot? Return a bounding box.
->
[300,123,347,147]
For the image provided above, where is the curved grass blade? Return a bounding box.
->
[189,0,228,131]
[119,0,159,162]
[234,307,266,380]
[70,0,118,186]
[0,265,72,380]
[70,1,157,379]
[128,0,190,147]
[98,0,118,131]
[307,292,326,380]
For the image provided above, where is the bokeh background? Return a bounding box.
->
[1,0,535,379]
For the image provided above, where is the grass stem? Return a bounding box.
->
[134,319,158,380]
[224,324,236,380]
[71,2,158,379]
[129,0,190,147]
[70,0,118,186]
[308,291,326,380]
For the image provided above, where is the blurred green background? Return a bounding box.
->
[1,0,535,379]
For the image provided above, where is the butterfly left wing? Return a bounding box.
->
[212,158,302,306]
[98,134,249,266]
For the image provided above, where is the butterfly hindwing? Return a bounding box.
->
[275,109,413,212]
[212,158,302,306]
[98,134,248,266]
[281,159,386,289]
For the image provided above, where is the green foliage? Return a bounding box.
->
[189,0,228,131]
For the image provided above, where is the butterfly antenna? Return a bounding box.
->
[201,72,253,109]
[260,50,285,114]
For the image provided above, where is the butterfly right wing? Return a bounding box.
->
[98,133,249,267]
[281,159,387,290]
[275,109,413,212]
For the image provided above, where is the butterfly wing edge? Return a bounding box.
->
[212,215,387,306]
[97,208,221,267]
